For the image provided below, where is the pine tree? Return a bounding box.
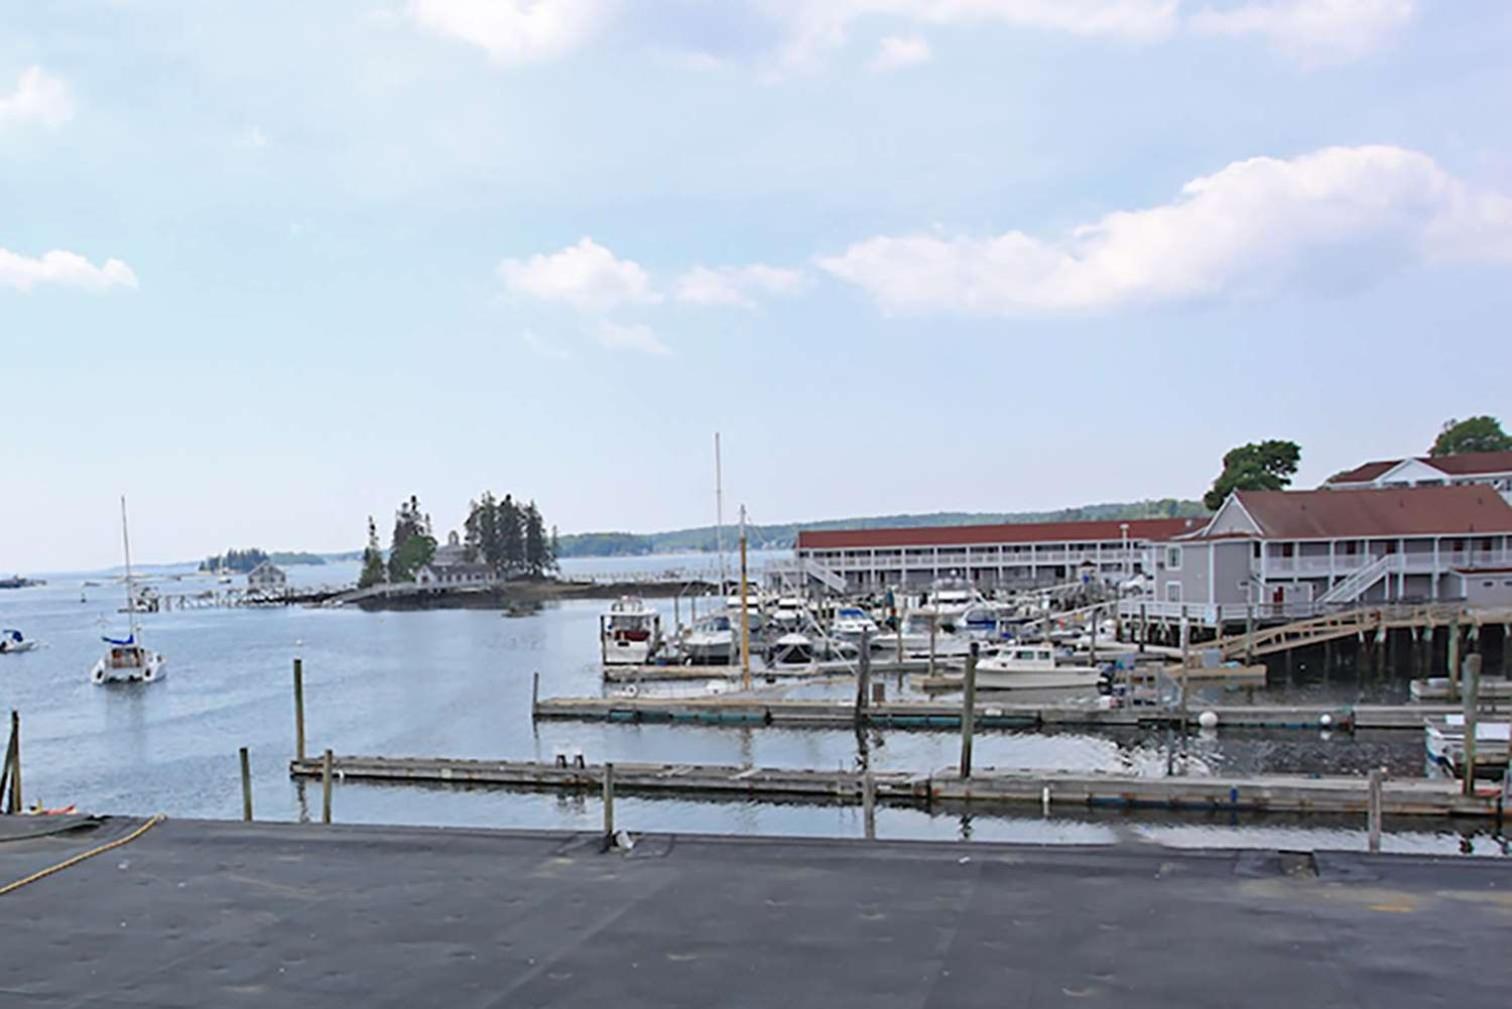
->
[499,494,524,576]
[358,516,386,588]
[387,494,436,582]
[524,500,548,575]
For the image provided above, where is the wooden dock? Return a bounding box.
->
[532,694,1477,731]
[1212,603,1512,660]
[602,659,930,683]
[287,754,1504,818]
[1410,677,1512,702]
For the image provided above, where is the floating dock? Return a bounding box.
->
[1410,677,1512,702]
[287,754,1505,818]
[532,694,1477,731]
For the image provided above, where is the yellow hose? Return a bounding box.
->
[0,814,166,897]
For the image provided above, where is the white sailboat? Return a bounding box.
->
[90,496,166,685]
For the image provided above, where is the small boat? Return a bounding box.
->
[683,612,736,665]
[827,605,879,641]
[872,608,973,658]
[926,577,983,630]
[770,631,814,665]
[1424,715,1510,773]
[600,596,662,665]
[0,629,39,654]
[972,643,1103,690]
[768,596,810,631]
[91,496,166,685]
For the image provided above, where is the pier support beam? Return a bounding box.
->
[293,656,306,764]
[1462,653,1482,797]
[862,770,876,840]
[959,644,978,780]
[321,748,334,825]
[1367,767,1384,853]
[602,762,616,845]
[239,746,253,822]
[1447,616,1461,701]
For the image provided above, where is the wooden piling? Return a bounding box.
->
[1179,607,1190,729]
[239,746,254,821]
[1447,616,1461,701]
[1367,767,1383,853]
[959,643,978,780]
[321,748,334,824]
[927,615,937,680]
[603,761,616,841]
[1138,603,1147,654]
[7,710,18,814]
[293,657,306,763]
[1245,604,1255,665]
[855,630,871,721]
[1462,653,1482,797]
[862,769,876,840]
[531,672,540,717]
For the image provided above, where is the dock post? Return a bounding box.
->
[602,762,616,843]
[3,710,18,814]
[959,643,978,780]
[1462,653,1482,797]
[1138,603,1146,654]
[1179,606,1190,732]
[293,655,306,763]
[239,746,253,822]
[599,615,608,666]
[321,748,333,825]
[1366,767,1383,853]
[739,507,751,692]
[531,671,540,718]
[855,630,871,723]
[1245,605,1255,665]
[862,769,876,840]
[927,615,937,679]
[1089,604,1098,667]
[896,622,905,665]
[1447,615,1461,701]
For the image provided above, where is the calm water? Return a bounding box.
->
[1,554,1506,856]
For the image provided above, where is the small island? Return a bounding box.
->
[199,548,327,573]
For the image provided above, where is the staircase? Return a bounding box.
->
[802,557,847,593]
[1317,554,1397,605]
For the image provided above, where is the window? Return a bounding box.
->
[1166,546,1182,570]
[1166,583,1181,603]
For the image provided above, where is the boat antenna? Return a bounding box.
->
[714,432,727,595]
[121,495,137,640]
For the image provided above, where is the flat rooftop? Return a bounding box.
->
[2,816,1509,1008]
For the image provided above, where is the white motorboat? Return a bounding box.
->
[926,577,984,630]
[91,496,166,685]
[827,605,879,641]
[683,612,736,665]
[873,609,973,658]
[0,629,39,654]
[769,595,810,631]
[971,643,1103,690]
[601,596,662,665]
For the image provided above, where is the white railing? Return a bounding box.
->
[1316,554,1397,604]
[1262,549,1511,576]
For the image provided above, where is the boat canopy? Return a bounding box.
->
[3,629,22,642]
[101,633,136,646]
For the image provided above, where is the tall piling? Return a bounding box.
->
[1366,767,1384,853]
[862,770,877,840]
[321,748,334,825]
[293,656,306,763]
[1463,653,1482,797]
[959,643,978,780]
[602,762,616,843]
[239,746,253,822]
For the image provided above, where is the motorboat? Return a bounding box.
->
[683,612,736,665]
[972,643,1103,690]
[827,605,879,641]
[926,577,983,630]
[601,596,662,665]
[872,608,973,658]
[92,496,166,685]
[768,595,810,631]
[0,629,39,654]
[769,631,814,665]
[1424,715,1510,773]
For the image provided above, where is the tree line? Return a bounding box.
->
[357,493,557,588]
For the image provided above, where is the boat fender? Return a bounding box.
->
[142,665,156,683]
[90,667,106,685]
[624,683,639,698]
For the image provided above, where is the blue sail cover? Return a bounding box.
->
[3,629,21,643]
[101,633,136,646]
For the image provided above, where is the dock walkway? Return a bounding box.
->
[287,754,1505,818]
[4,817,1509,1008]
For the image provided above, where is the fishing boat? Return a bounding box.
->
[0,629,39,654]
[600,596,662,665]
[90,497,166,685]
[683,612,736,665]
[769,631,814,665]
[972,643,1102,690]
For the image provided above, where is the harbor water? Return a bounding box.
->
[1,554,1506,856]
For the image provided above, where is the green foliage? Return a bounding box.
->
[358,516,386,589]
[523,500,553,575]
[387,495,436,582]
[1203,440,1301,511]
[461,492,556,577]
[198,548,269,573]
[1430,416,1512,457]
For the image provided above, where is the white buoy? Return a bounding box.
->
[1198,710,1218,730]
[1320,713,1333,728]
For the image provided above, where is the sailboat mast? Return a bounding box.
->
[714,432,727,594]
[120,495,137,638]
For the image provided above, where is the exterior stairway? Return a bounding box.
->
[1316,553,1397,605]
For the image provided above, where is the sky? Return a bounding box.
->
[3,0,1512,571]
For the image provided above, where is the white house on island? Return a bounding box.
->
[414,530,496,589]
[1142,484,1512,625]
[246,561,287,594]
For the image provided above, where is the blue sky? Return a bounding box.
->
[4,0,1512,571]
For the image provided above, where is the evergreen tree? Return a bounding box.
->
[358,516,386,588]
[387,494,436,581]
[465,491,508,575]
[550,525,560,569]
[524,500,549,575]
[499,494,524,575]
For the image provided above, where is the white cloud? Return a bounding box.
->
[0,247,139,293]
[498,237,659,311]
[766,0,1179,72]
[407,0,611,63]
[673,264,806,308]
[817,145,1512,316]
[0,67,74,131]
[1189,0,1415,63]
[870,35,932,72]
[596,319,670,355]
